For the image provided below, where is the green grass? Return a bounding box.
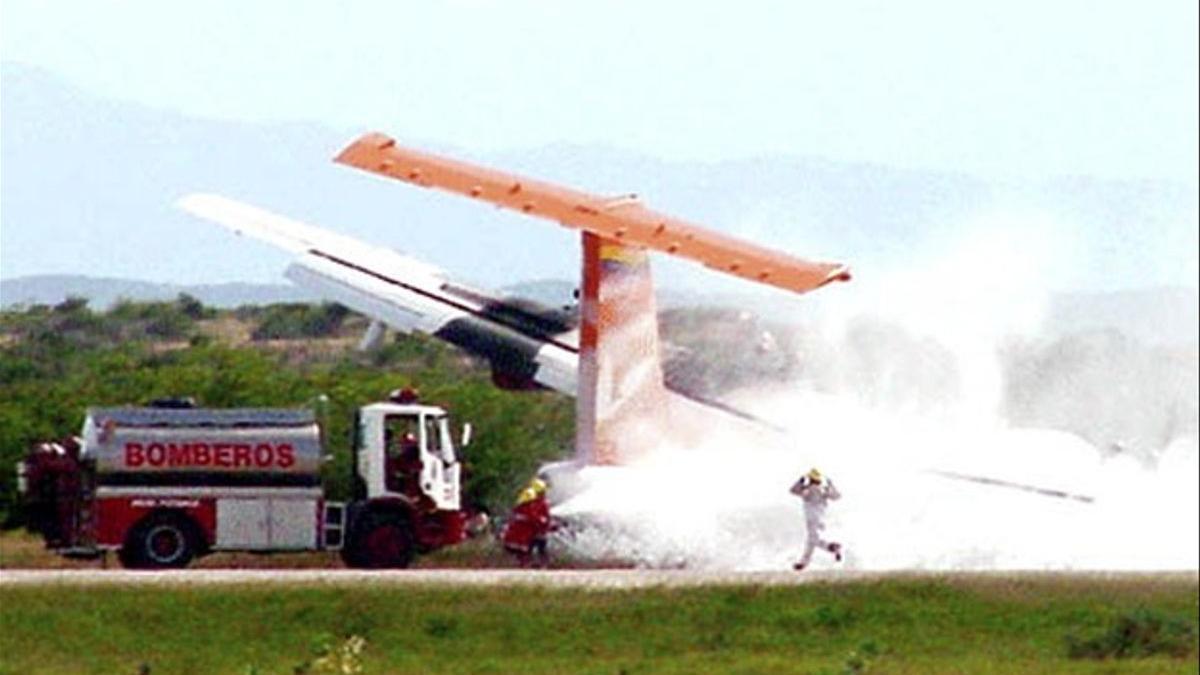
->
[1,575,1196,674]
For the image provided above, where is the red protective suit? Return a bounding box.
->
[501,495,552,566]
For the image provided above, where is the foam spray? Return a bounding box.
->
[552,214,1199,571]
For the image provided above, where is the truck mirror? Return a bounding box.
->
[461,423,473,448]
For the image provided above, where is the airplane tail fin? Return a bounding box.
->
[576,233,670,465]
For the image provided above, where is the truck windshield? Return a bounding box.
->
[424,415,455,464]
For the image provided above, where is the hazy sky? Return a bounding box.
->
[3,0,1197,183]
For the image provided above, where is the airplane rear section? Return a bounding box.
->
[331,132,852,466]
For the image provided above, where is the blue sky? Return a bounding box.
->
[3,0,1196,183]
[1,1,1197,295]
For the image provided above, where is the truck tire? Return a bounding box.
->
[121,513,198,569]
[343,512,414,569]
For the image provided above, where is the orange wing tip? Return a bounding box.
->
[334,131,853,296]
[334,132,397,169]
[827,266,853,285]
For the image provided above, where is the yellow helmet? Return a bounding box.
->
[516,477,548,504]
[806,468,823,483]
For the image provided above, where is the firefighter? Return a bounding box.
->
[383,430,427,504]
[24,439,82,547]
[501,477,554,568]
[790,467,843,571]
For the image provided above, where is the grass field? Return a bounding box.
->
[1,574,1196,674]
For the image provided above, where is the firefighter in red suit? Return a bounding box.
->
[502,477,554,568]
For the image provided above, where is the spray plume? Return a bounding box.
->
[551,213,1199,571]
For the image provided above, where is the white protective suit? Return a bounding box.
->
[790,475,842,569]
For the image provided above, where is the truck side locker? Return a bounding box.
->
[217,499,271,549]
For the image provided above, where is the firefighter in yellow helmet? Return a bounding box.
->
[789,467,843,570]
[516,478,547,505]
[503,477,553,567]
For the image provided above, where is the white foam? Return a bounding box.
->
[553,392,1198,571]
[550,212,1199,571]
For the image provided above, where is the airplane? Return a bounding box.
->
[179,132,1093,502]
[181,132,850,466]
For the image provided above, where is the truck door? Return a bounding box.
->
[421,415,460,510]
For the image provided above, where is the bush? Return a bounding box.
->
[1066,608,1198,659]
[251,303,350,340]
[175,293,215,320]
[53,296,89,315]
[109,298,196,339]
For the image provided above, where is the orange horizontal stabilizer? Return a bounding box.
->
[335,133,851,295]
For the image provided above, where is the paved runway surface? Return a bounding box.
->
[2,569,1192,589]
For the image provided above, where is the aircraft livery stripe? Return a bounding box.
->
[308,250,579,353]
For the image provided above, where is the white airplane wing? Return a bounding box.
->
[179,193,578,392]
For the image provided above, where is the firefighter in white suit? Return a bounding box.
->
[791,467,843,570]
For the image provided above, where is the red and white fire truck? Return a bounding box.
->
[17,390,476,569]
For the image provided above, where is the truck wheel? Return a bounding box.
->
[344,513,413,569]
[121,513,197,569]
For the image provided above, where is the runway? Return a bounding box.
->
[2,568,1192,589]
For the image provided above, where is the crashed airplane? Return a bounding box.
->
[180,133,1091,503]
[181,132,849,467]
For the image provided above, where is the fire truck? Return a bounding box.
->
[17,390,475,569]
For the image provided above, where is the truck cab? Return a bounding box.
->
[355,400,466,511]
[338,389,475,568]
